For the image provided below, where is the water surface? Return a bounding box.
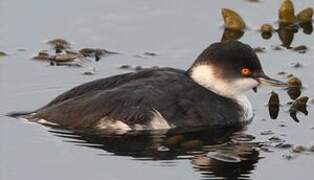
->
[1,0,314,180]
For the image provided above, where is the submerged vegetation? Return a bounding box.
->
[268,91,280,119]
[221,8,246,31]
[221,0,313,48]
[31,38,119,68]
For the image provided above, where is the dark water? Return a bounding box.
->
[1,0,314,179]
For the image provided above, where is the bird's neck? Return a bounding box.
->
[188,64,254,121]
[188,64,237,98]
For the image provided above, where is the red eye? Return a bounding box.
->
[241,68,252,77]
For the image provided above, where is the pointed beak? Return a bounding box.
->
[253,71,289,87]
[258,75,288,87]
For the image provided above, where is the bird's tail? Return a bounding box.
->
[5,111,33,118]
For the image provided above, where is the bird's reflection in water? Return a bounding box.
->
[48,125,261,180]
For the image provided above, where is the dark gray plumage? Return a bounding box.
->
[24,67,243,129]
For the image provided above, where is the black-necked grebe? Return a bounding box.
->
[12,41,287,132]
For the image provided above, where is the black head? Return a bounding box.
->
[188,41,287,96]
[191,41,264,79]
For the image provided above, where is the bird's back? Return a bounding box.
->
[26,67,244,130]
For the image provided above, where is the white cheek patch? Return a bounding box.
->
[190,65,217,91]
[190,64,258,97]
[190,64,256,122]
[228,78,259,96]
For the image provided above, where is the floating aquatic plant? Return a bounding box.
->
[221,8,246,31]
